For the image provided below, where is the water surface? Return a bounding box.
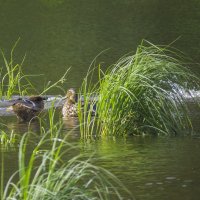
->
[0,0,200,91]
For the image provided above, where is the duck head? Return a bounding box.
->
[66,88,76,104]
[29,96,47,109]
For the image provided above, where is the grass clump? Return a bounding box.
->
[79,41,200,136]
[2,123,132,200]
[78,68,99,139]
[0,40,37,99]
[0,39,69,99]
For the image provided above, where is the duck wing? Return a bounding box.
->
[14,99,42,111]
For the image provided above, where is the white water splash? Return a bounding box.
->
[170,82,200,101]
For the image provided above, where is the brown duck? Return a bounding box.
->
[62,88,96,118]
[8,96,46,121]
[62,88,78,117]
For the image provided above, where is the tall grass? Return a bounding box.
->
[78,65,99,139]
[2,123,132,200]
[40,68,70,96]
[0,40,70,99]
[41,100,63,139]
[0,130,17,147]
[78,41,200,136]
[0,39,37,99]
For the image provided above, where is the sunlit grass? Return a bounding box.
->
[41,100,63,139]
[0,103,132,199]
[0,39,37,99]
[0,39,69,99]
[78,66,99,139]
[40,68,69,96]
[0,130,17,148]
[78,41,200,136]
[2,122,132,200]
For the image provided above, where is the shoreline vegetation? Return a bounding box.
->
[0,40,200,199]
[0,40,199,137]
[1,123,133,200]
[0,105,133,199]
[78,41,200,137]
[0,39,69,99]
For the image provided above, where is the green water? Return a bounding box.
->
[0,0,200,91]
[1,122,200,200]
[0,1,200,199]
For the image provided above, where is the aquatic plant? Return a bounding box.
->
[0,39,69,100]
[43,100,63,138]
[0,39,37,99]
[40,68,69,96]
[78,41,200,136]
[2,124,132,200]
[0,130,17,148]
[78,66,99,139]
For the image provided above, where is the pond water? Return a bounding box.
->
[0,1,200,199]
[1,112,200,200]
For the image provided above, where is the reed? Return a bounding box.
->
[78,65,99,139]
[40,68,69,95]
[78,41,200,136]
[0,130,17,148]
[0,39,37,99]
[2,123,132,200]
[44,100,63,139]
[0,40,69,99]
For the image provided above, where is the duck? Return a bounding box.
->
[62,88,78,117]
[8,96,46,121]
[62,88,97,118]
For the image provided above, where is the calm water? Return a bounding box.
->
[1,116,200,200]
[0,1,200,199]
[0,0,200,91]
